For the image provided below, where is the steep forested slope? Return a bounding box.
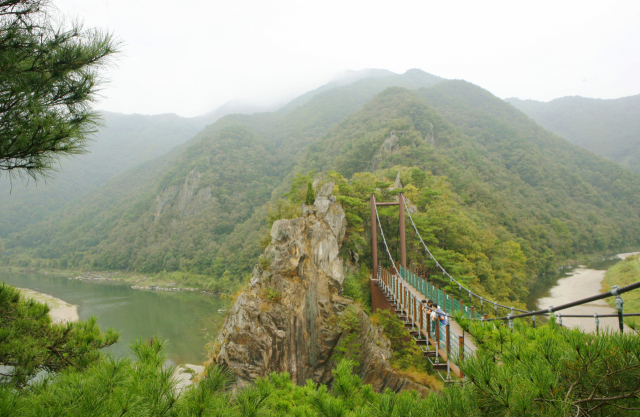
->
[506,95,640,173]
[0,112,206,238]
[4,72,639,303]
[3,70,444,288]
[295,84,640,294]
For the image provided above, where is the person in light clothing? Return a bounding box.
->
[435,304,448,326]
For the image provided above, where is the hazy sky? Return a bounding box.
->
[56,0,640,117]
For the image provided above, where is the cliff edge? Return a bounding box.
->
[214,182,429,394]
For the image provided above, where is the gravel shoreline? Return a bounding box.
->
[16,287,79,323]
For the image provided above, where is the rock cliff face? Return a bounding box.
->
[154,168,215,221]
[214,183,429,394]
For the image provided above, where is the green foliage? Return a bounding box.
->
[266,289,282,303]
[461,318,640,415]
[259,254,272,270]
[5,72,640,306]
[6,310,637,416]
[305,182,316,205]
[337,305,361,333]
[374,309,431,373]
[0,70,444,292]
[342,265,372,312]
[0,0,120,179]
[603,253,640,313]
[0,111,205,239]
[507,95,640,173]
[266,199,302,227]
[0,283,119,388]
[327,166,528,306]
[286,171,315,203]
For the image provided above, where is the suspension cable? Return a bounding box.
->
[403,200,529,314]
[373,196,401,277]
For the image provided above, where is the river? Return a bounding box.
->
[0,270,227,365]
[526,252,638,333]
[3,252,636,364]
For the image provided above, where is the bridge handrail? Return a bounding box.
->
[474,280,640,321]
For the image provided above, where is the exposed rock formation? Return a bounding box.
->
[214,183,429,395]
[154,168,215,221]
[371,131,401,171]
[424,122,435,146]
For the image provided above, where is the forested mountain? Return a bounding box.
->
[3,70,639,305]
[506,95,640,173]
[295,83,640,300]
[0,112,206,238]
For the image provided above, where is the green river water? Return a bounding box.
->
[0,270,226,365]
[2,254,633,365]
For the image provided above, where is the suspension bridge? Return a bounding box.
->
[368,193,640,382]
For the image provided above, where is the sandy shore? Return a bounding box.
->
[536,251,639,334]
[615,251,639,260]
[17,288,79,324]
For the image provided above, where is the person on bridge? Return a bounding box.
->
[435,304,448,326]
[426,300,438,333]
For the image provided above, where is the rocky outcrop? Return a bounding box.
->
[371,131,401,171]
[214,183,429,395]
[424,122,435,146]
[154,168,215,221]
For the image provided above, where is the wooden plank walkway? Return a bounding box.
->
[372,278,470,379]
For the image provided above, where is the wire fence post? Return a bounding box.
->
[446,323,451,380]
[613,285,624,333]
[594,313,599,335]
[418,302,423,340]
[557,313,563,327]
[435,322,440,364]
[508,307,514,331]
[412,293,416,331]
[446,323,450,356]
[532,314,536,328]
[459,335,465,380]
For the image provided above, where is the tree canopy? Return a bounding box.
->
[0,283,118,389]
[0,0,119,179]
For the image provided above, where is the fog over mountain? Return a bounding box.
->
[4,69,639,304]
[0,68,435,239]
[507,95,640,173]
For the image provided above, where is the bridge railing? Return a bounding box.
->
[377,265,477,362]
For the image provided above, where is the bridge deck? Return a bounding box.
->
[371,277,476,380]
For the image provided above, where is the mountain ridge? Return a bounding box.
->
[3,73,639,306]
[506,94,640,173]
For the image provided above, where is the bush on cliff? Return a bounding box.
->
[374,309,433,375]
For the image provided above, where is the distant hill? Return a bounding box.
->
[505,95,640,173]
[0,111,206,238]
[2,69,445,278]
[4,70,640,305]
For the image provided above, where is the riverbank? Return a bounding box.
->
[603,252,640,315]
[1,269,226,364]
[0,266,226,296]
[16,287,79,324]
[534,251,639,333]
